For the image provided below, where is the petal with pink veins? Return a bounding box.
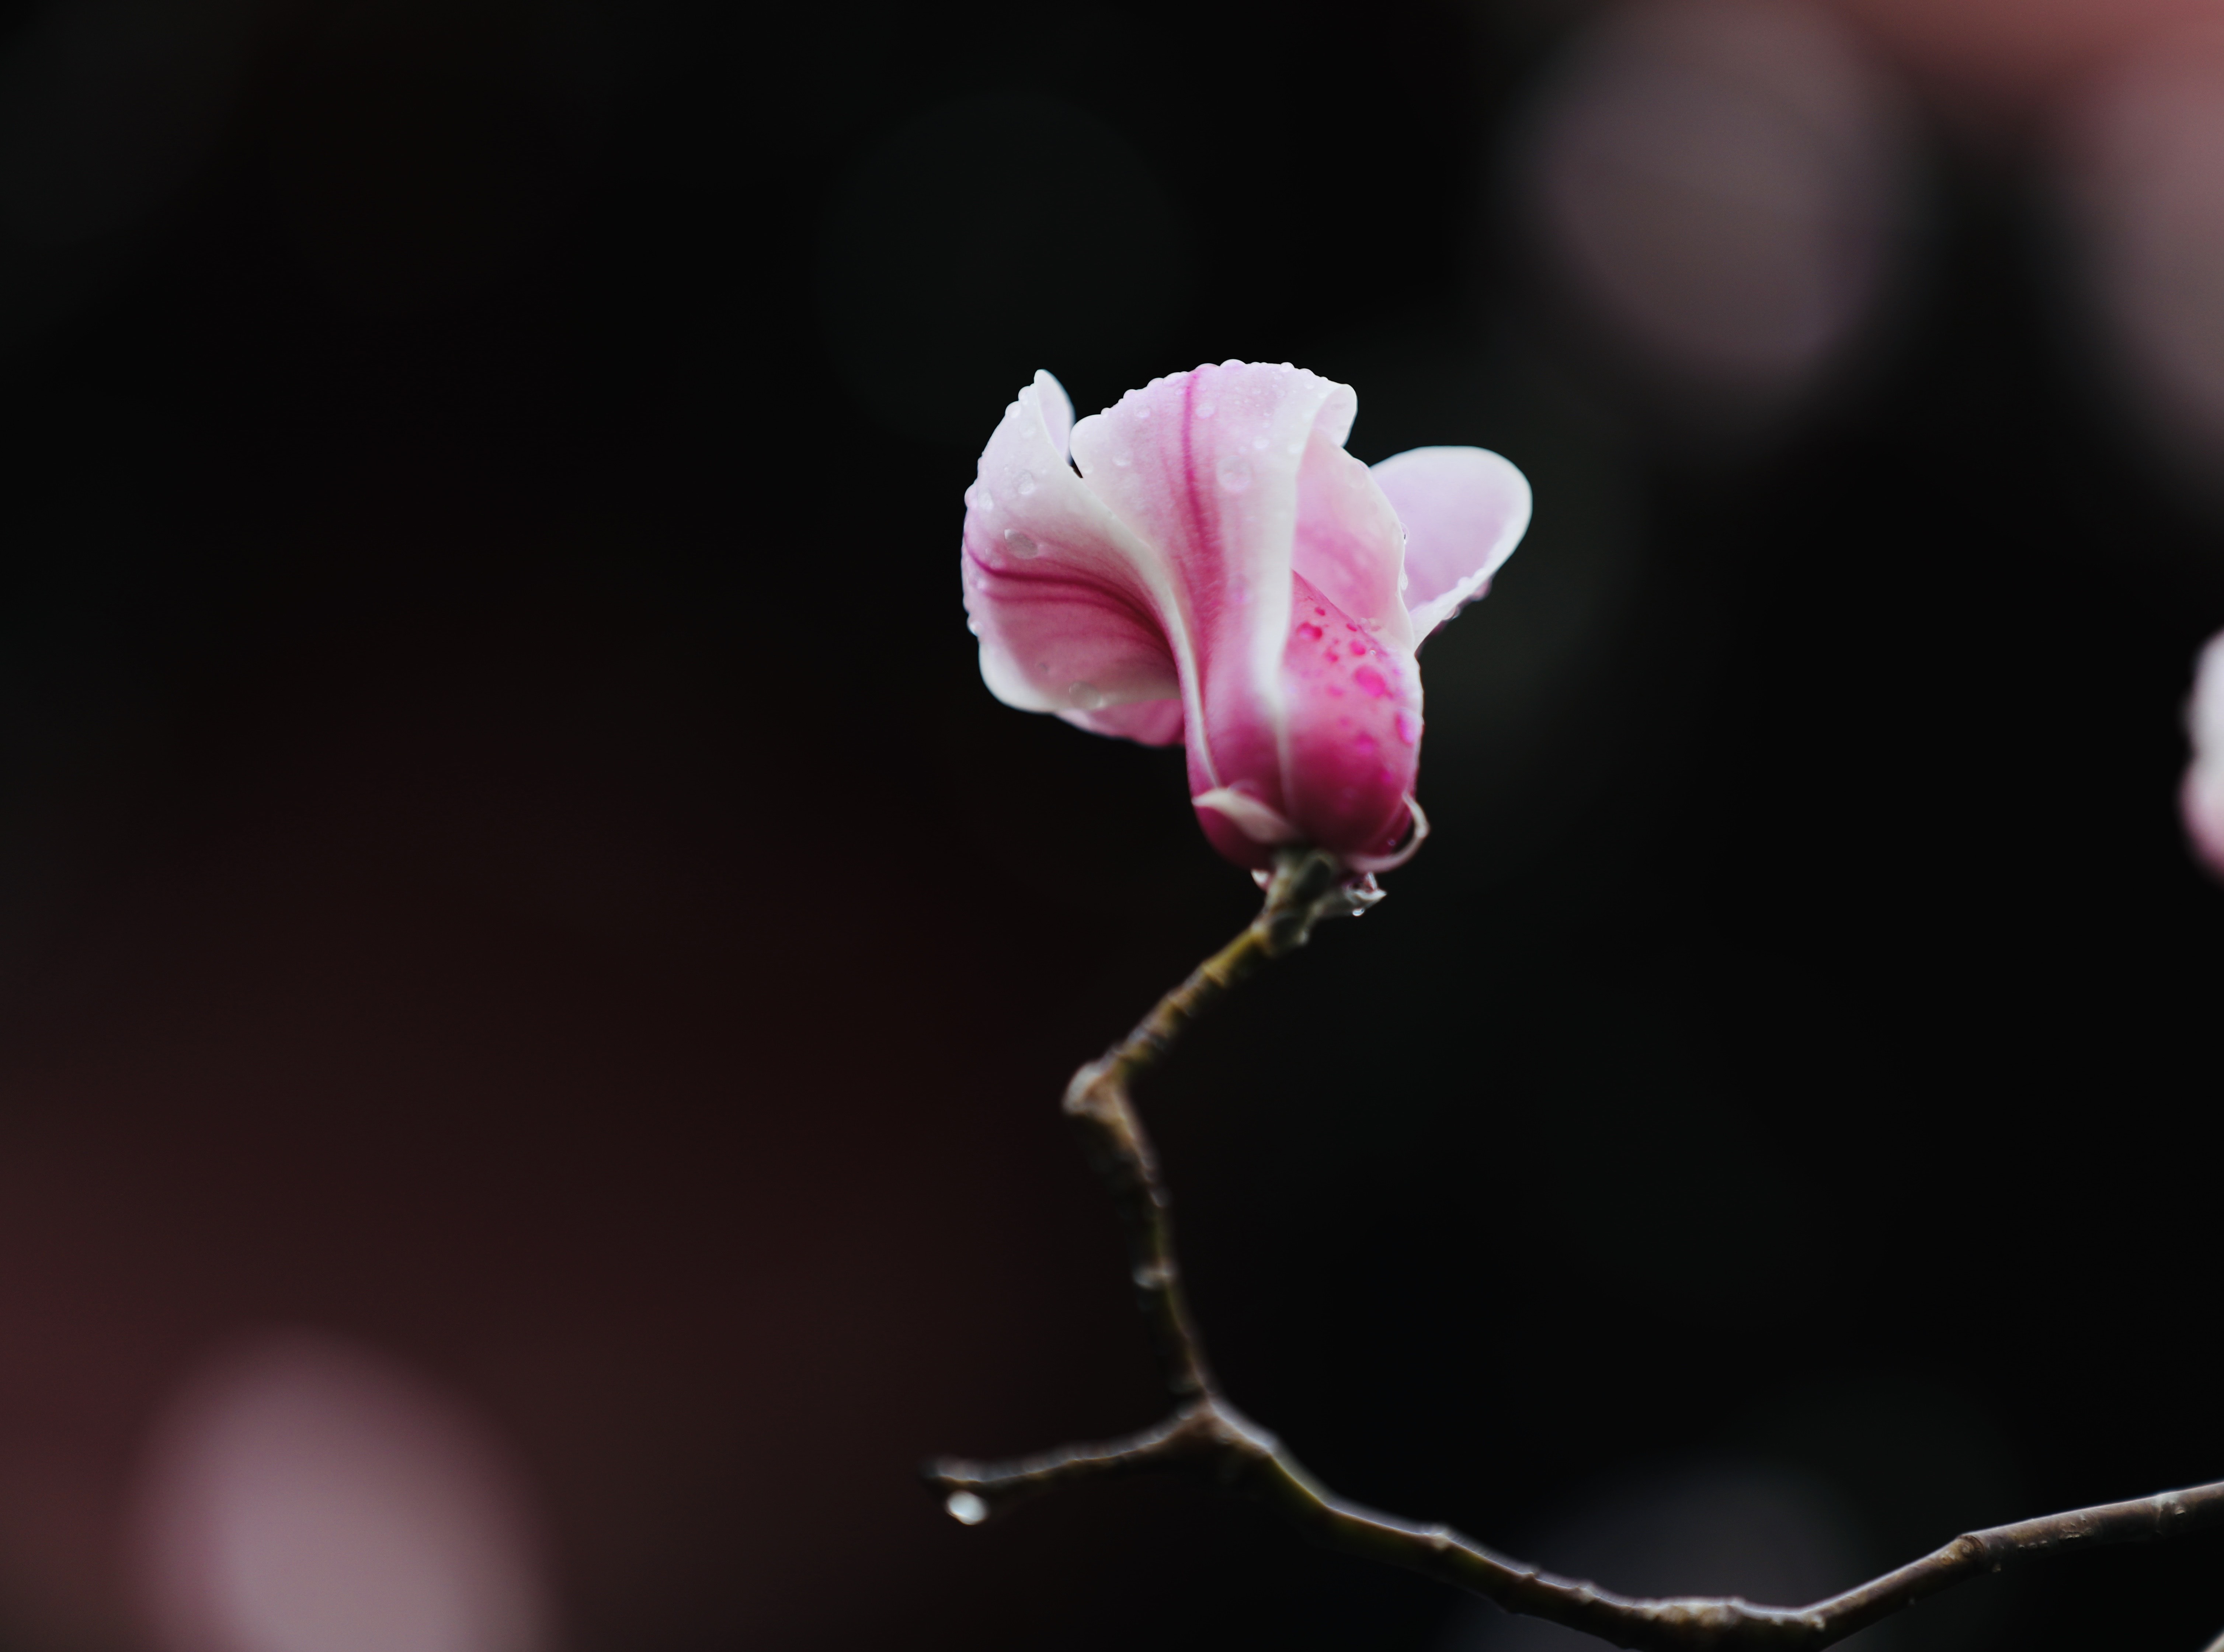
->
[1070,361,1358,800]
[964,372,1185,720]
[960,363,1522,875]
[1372,446,1533,638]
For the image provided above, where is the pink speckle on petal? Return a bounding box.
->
[1353,666,1391,699]
[1297,622,1323,641]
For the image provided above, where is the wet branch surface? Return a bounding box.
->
[925,850,2224,1651]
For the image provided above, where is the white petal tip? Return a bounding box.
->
[1193,788,1303,845]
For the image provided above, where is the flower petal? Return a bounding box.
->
[963,374,1184,721]
[1034,368,1075,459]
[1062,698,1184,745]
[2183,630,2224,878]
[1372,446,1533,638]
[1069,361,1357,799]
[1292,426,1415,656]
[1275,571,1421,858]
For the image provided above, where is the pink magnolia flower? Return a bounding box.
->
[960,361,1531,872]
[2183,630,2224,878]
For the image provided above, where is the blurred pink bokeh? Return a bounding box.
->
[132,1334,548,1652]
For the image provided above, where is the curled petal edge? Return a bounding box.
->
[1196,789,1429,875]
[1192,787,1302,845]
[1340,794,1430,875]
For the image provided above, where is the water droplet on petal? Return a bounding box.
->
[1196,401,1217,419]
[1396,710,1420,745]
[1003,529,1039,557]
[946,1491,989,1526]
[1113,451,1133,468]
[976,488,995,514]
[1016,471,1037,497]
[967,619,981,636]
[1252,434,1270,451]
[1216,455,1251,493]
[1353,666,1391,699]
[1067,682,1110,710]
[1297,621,1323,642]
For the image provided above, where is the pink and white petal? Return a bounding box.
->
[1062,697,1185,746]
[1274,572,1422,858]
[1033,368,1075,459]
[1292,426,1414,657]
[1069,362,1355,801]
[1372,446,1533,638]
[965,375,1185,719]
[2184,631,2224,878]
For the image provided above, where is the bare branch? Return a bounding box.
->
[926,852,2224,1649]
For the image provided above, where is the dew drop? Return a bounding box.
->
[1016,471,1037,498]
[1297,621,1323,642]
[1113,450,1133,468]
[1196,401,1217,419]
[1252,434,1270,451]
[1216,455,1252,493]
[967,618,981,636]
[1353,665,1391,699]
[1003,529,1040,557]
[1067,682,1110,710]
[946,1491,989,1526]
[1395,710,1420,745]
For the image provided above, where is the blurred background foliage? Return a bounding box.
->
[2,0,2222,1649]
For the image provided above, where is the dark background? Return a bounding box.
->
[3,0,2221,1648]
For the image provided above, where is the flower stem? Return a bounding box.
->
[924,856,2224,1649]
